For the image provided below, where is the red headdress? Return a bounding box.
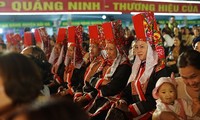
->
[6,33,22,45]
[34,29,42,43]
[6,33,14,44]
[34,27,48,43]
[102,20,125,54]
[34,27,51,58]
[65,25,83,66]
[12,34,22,45]
[55,28,67,65]
[56,28,67,44]
[24,32,35,47]
[67,26,76,47]
[49,28,67,64]
[89,25,99,45]
[88,25,105,49]
[132,11,165,72]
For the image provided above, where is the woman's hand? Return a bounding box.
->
[57,86,69,96]
[75,96,87,103]
[115,100,129,112]
[51,64,58,74]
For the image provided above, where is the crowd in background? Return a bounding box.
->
[0,13,199,120]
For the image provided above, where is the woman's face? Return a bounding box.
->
[105,43,117,60]
[179,65,200,92]
[173,37,181,47]
[67,45,75,58]
[89,44,100,58]
[135,40,148,61]
[185,28,190,35]
[54,43,61,56]
[193,29,199,37]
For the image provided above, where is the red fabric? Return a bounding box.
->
[95,78,104,89]
[129,104,139,117]
[64,63,75,95]
[85,93,92,100]
[54,74,62,84]
[24,32,33,47]
[34,29,41,43]
[68,26,76,44]
[6,33,14,43]
[102,22,114,42]
[89,25,98,39]
[34,29,42,43]
[57,28,67,44]
[12,34,21,45]
[38,27,48,42]
[89,25,99,44]
[132,14,146,41]
[131,63,146,101]
[138,112,152,120]
[102,20,125,54]
[136,64,146,101]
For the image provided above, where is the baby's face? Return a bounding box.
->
[158,83,177,104]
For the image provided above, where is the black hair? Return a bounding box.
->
[177,49,200,70]
[24,27,31,32]
[0,52,42,104]
[7,97,89,120]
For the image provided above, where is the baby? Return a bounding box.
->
[152,77,200,120]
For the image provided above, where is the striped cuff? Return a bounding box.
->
[97,89,103,97]
[54,74,62,84]
[95,78,104,89]
[74,92,82,98]
[68,87,74,95]
[128,104,141,117]
[84,93,92,100]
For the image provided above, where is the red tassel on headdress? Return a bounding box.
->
[56,28,67,44]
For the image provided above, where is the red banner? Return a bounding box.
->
[0,0,199,13]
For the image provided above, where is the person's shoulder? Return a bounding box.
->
[175,77,187,99]
[175,77,183,84]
